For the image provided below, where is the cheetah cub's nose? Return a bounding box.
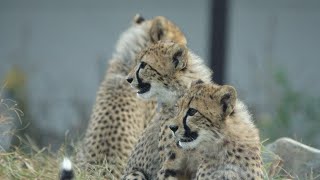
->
[126,77,133,83]
[169,125,178,133]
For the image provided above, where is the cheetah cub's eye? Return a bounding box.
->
[187,108,197,116]
[140,61,147,69]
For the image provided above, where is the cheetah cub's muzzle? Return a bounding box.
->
[170,108,201,149]
[126,61,151,95]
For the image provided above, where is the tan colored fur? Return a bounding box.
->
[77,15,186,179]
[123,41,212,180]
[158,82,263,180]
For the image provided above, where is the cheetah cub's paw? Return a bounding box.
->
[122,171,147,180]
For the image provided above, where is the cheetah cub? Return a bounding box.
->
[160,81,264,180]
[122,41,212,179]
[78,15,186,179]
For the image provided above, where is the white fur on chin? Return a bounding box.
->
[177,130,208,150]
[136,87,155,100]
[178,140,199,149]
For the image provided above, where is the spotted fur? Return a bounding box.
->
[123,41,212,180]
[159,82,264,180]
[77,15,186,179]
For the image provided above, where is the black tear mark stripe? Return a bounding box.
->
[183,97,199,140]
[136,62,145,84]
[183,96,195,134]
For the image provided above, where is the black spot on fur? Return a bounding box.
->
[168,152,176,160]
[164,169,177,177]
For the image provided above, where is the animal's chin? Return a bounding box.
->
[177,133,199,149]
[137,82,151,94]
[178,139,199,150]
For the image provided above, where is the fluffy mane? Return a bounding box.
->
[224,99,260,145]
[158,51,213,108]
[232,100,255,127]
[183,51,213,84]
[108,23,151,76]
[173,51,213,99]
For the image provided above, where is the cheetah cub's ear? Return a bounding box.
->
[150,16,187,45]
[133,14,145,24]
[150,16,166,42]
[217,85,237,118]
[170,43,188,71]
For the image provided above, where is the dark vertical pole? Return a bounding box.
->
[210,0,229,84]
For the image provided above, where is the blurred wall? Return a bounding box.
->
[0,0,210,149]
[226,0,320,146]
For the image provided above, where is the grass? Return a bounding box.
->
[0,86,115,179]
[0,124,287,180]
[0,144,115,180]
[0,141,287,180]
[261,141,293,180]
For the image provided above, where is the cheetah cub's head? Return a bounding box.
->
[169,80,237,150]
[133,14,187,45]
[126,41,189,103]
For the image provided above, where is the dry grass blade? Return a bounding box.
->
[268,157,283,178]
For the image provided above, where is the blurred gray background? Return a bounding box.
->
[0,0,320,150]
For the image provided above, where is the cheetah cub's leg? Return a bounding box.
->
[157,149,184,180]
[196,168,241,180]
[122,171,147,180]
